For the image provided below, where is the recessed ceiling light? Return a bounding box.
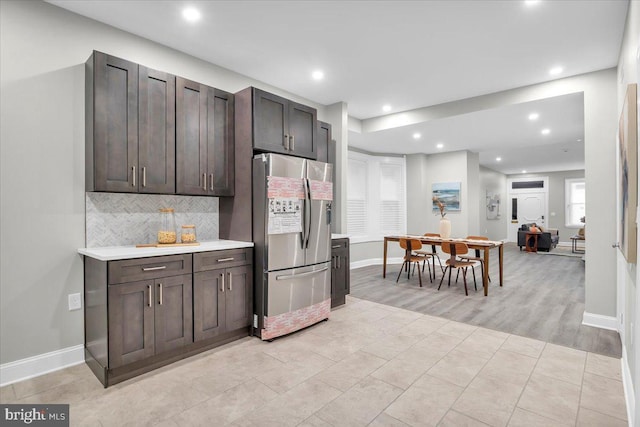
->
[436,143,444,149]
[496,157,502,162]
[528,113,539,121]
[549,66,563,75]
[577,138,582,142]
[541,128,551,135]
[522,170,527,174]
[182,7,201,22]
[311,70,324,81]
[413,133,421,140]
[524,0,540,6]
[382,105,391,112]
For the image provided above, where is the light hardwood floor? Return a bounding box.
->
[350,243,622,358]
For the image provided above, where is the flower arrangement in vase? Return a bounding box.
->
[433,196,451,238]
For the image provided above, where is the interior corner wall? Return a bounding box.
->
[466,152,480,236]
[479,167,508,241]
[325,102,349,234]
[406,154,430,234]
[0,0,328,366]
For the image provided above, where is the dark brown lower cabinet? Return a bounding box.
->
[84,249,252,387]
[331,238,350,308]
[108,274,192,369]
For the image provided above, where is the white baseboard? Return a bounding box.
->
[0,345,84,387]
[351,257,403,270]
[621,345,635,427]
[582,311,618,331]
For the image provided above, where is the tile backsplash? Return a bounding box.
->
[86,192,219,247]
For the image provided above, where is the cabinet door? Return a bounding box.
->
[154,274,193,354]
[288,101,317,159]
[93,52,138,192]
[225,265,253,331]
[108,280,154,368]
[331,240,350,308]
[176,77,208,195]
[193,270,226,341]
[208,88,235,196]
[253,89,289,155]
[139,66,176,194]
[317,121,331,163]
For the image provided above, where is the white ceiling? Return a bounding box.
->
[48,0,628,174]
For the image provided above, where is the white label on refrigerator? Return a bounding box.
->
[268,197,302,234]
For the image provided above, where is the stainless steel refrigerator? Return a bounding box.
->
[252,153,333,340]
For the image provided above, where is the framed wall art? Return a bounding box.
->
[618,83,637,263]
[432,182,461,212]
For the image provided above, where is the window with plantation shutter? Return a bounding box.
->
[565,178,585,227]
[347,151,406,242]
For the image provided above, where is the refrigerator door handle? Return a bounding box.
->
[275,266,329,281]
[304,178,312,249]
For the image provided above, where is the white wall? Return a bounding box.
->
[479,167,508,241]
[617,1,640,424]
[0,0,334,366]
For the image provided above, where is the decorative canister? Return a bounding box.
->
[181,225,197,243]
[158,208,177,244]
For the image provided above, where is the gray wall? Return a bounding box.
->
[479,167,508,241]
[405,154,430,234]
[508,170,585,243]
[0,0,334,365]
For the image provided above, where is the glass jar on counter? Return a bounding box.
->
[181,225,197,243]
[158,208,177,244]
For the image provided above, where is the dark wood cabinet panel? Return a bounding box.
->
[193,270,226,341]
[90,52,139,192]
[331,238,350,308]
[139,66,176,194]
[317,121,331,163]
[108,279,154,368]
[289,102,317,159]
[176,77,208,195]
[225,265,253,331]
[251,87,317,159]
[154,274,193,354]
[208,88,235,196]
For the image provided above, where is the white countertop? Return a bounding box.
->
[331,234,350,240]
[78,240,254,261]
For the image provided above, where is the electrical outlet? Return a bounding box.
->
[68,293,82,311]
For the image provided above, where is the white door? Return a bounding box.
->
[508,192,547,242]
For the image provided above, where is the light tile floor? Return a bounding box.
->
[0,296,628,426]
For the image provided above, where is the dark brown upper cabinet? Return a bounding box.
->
[252,88,317,159]
[176,77,235,196]
[86,51,139,192]
[87,52,176,194]
[317,120,331,163]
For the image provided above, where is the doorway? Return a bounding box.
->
[507,177,549,242]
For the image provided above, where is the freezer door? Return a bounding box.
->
[305,160,333,265]
[266,262,330,317]
[259,154,307,271]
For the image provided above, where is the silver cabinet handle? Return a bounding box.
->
[210,173,213,191]
[290,135,295,151]
[217,257,234,262]
[132,166,136,187]
[202,173,207,191]
[142,266,166,271]
[142,167,146,187]
[158,283,163,305]
[337,256,340,269]
[284,134,290,150]
[332,245,341,249]
[148,284,152,307]
[228,272,232,291]
[220,273,225,293]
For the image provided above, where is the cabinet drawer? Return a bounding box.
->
[194,248,252,272]
[331,238,349,251]
[108,255,192,285]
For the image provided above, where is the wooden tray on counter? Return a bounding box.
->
[135,242,200,248]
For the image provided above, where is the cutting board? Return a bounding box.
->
[136,242,201,248]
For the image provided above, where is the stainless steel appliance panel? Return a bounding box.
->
[305,160,332,266]
[266,262,330,317]
[256,154,307,271]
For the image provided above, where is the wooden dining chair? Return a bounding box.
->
[455,235,491,284]
[439,241,477,296]
[396,238,431,287]
[415,233,444,279]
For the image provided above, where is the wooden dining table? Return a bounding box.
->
[383,235,504,296]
